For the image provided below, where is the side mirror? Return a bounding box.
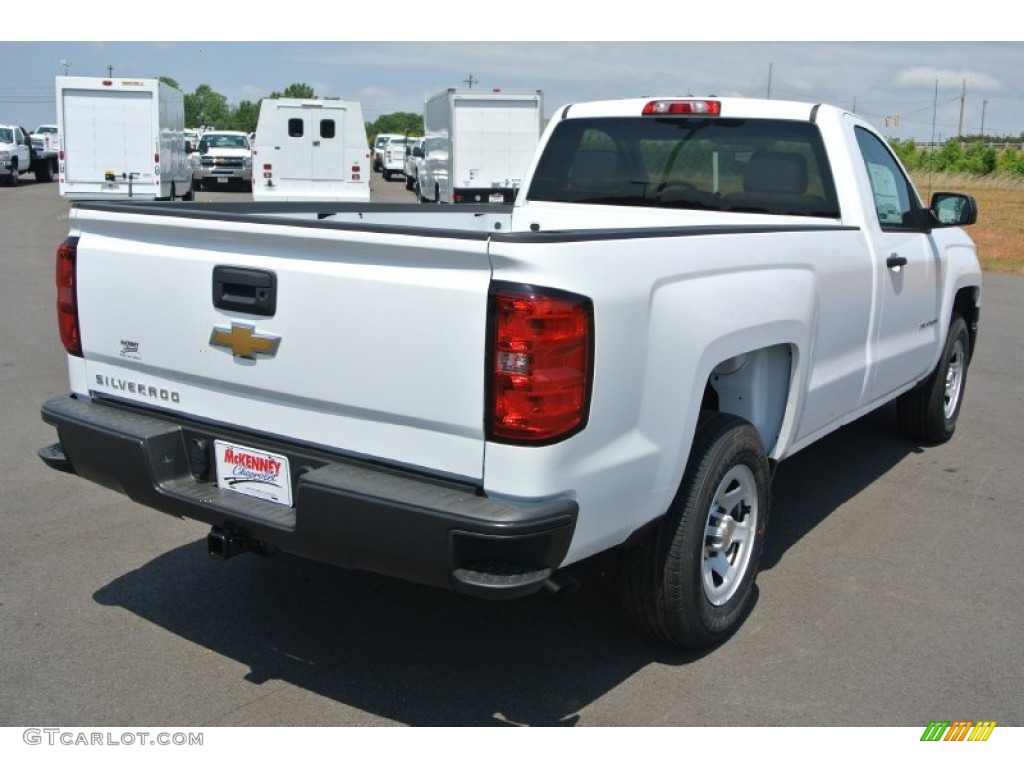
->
[930,192,978,227]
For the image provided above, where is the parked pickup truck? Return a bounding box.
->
[29,124,59,182]
[1,124,58,184]
[38,97,981,648]
[379,135,408,181]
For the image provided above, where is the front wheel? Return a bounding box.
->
[897,314,970,444]
[623,413,770,648]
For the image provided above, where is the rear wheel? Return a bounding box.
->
[35,158,55,183]
[623,412,770,648]
[897,314,970,444]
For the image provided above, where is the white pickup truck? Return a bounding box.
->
[38,97,981,648]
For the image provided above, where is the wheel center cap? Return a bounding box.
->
[712,516,736,551]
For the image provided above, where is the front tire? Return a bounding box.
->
[624,413,770,648]
[897,314,970,444]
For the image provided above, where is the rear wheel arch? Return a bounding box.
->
[703,343,795,458]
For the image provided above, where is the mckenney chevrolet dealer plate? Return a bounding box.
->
[213,440,293,506]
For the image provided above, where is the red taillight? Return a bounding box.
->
[642,99,721,116]
[488,284,593,443]
[56,236,81,357]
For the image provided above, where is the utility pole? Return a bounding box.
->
[980,99,988,138]
[107,64,114,77]
[463,73,477,89]
[59,59,71,75]
[957,77,966,141]
[766,62,773,99]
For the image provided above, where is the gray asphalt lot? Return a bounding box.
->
[1,170,1021,727]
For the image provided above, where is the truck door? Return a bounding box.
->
[62,88,153,184]
[310,107,346,182]
[852,125,942,403]
[277,104,313,181]
[277,104,346,184]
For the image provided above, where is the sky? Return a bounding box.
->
[3,6,1022,142]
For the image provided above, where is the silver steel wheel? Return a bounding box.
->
[943,336,966,420]
[702,465,759,606]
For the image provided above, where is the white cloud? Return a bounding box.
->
[896,66,1004,93]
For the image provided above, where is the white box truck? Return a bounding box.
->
[55,76,193,201]
[252,99,370,202]
[420,88,543,204]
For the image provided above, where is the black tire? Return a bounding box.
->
[897,314,970,444]
[35,158,55,183]
[9,159,18,186]
[623,412,770,648]
[405,174,415,191]
[181,184,194,202]
[382,168,391,181]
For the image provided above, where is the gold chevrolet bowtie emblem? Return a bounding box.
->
[209,323,281,359]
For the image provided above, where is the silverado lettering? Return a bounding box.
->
[94,375,180,403]
[40,96,981,649]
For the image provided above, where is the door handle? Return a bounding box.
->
[212,266,277,317]
[887,254,908,270]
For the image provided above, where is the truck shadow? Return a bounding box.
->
[93,543,700,726]
[92,405,917,725]
[763,403,918,569]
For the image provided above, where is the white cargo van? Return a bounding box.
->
[252,99,370,202]
[55,76,192,201]
[420,88,543,204]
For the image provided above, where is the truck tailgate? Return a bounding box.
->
[71,207,492,481]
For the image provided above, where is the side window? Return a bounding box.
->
[855,127,920,229]
[320,120,335,139]
[288,118,304,138]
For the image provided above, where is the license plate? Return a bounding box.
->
[217,177,229,183]
[489,193,505,203]
[213,440,292,506]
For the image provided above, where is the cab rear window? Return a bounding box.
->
[527,117,840,218]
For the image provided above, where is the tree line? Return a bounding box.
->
[159,78,424,143]
[890,138,1024,177]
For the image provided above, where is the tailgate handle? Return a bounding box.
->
[212,266,277,317]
